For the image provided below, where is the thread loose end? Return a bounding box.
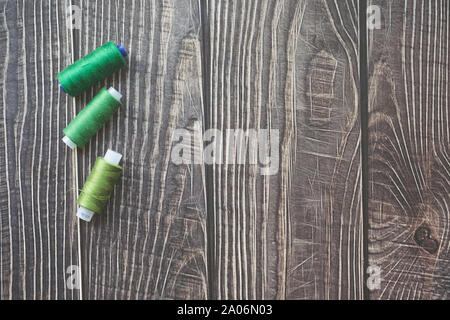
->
[62,136,77,150]
[77,206,95,222]
[117,43,127,57]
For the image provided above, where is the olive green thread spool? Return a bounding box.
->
[58,41,127,97]
[77,149,123,222]
[62,87,122,149]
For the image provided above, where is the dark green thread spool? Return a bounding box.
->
[77,150,123,222]
[58,41,127,97]
[62,87,122,149]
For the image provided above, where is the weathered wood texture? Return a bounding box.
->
[367,0,450,299]
[0,0,80,299]
[73,0,208,299]
[1,0,450,300]
[204,0,363,299]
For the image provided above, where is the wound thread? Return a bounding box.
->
[63,87,122,148]
[78,157,122,214]
[58,41,127,97]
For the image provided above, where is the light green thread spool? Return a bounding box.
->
[62,87,122,149]
[77,150,123,222]
[58,41,127,97]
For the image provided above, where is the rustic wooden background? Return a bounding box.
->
[0,0,448,300]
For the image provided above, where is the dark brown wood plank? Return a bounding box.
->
[205,0,363,299]
[73,0,208,299]
[0,0,80,299]
[367,0,450,299]
[287,0,363,300]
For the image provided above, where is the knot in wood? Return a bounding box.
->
[414,226,438,254]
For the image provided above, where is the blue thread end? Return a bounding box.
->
[117,43,127,57]
[59,81,67,94]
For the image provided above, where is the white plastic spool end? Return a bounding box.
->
[104,149,122,165]
[62,136,77,150]
[107,87,122,102]
[77,206,95,222]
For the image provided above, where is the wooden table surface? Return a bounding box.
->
[0,0,448,300]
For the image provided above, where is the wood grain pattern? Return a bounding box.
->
[1,0,449,300]
[367,0,450,299]
[0,0,80,299]
[73,0,207,299]
[204,0,363,299]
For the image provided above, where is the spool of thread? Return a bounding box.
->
[58,41,127,97]
[77,149,123,222]
[62,87,122,149]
